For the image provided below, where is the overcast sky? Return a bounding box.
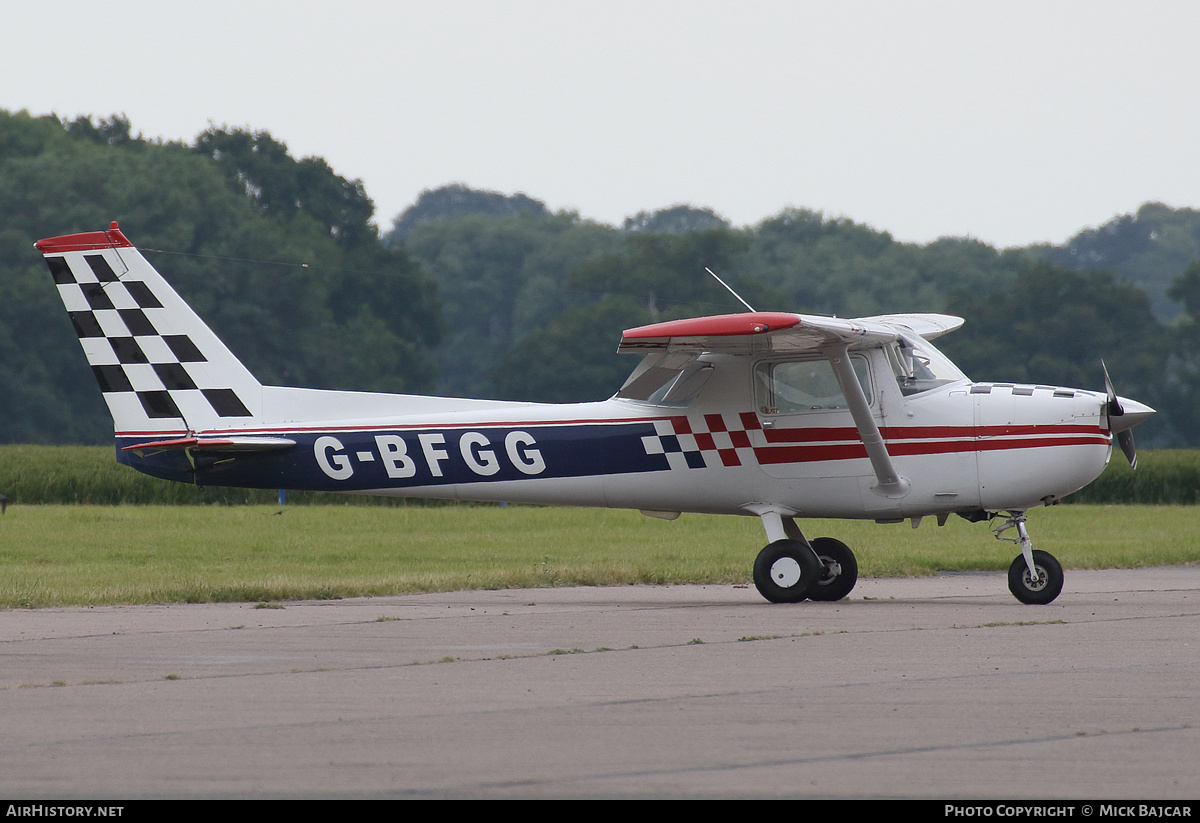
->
[5,1,1198,248]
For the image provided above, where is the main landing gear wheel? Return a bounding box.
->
[807,537,859,602]
[753,539,822,603]
[1007,550,1064,605]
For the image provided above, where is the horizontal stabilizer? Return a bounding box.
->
[121,436,296,455]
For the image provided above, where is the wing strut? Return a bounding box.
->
[823,341,909,498]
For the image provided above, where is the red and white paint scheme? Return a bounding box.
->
[36,223,1154,604]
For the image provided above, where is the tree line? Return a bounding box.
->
[2,109,1198,447]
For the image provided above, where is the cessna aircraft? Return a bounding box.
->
[36,222,1154,605]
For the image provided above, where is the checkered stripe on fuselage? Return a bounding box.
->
[46,253,251,421]
[640,412,763,469]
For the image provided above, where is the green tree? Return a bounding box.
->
[622,204,730,234]
[738,208,1022,318]
[569,227,757,319]
[494,228,767,403]
[493,297,650,402]
[1157,261,1200,444]
[386,183,548,245]
[401,210,621,398]
[62,114,135,146]
[194,126,378,249]
[1038,202,1200,322]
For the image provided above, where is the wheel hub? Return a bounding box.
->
[818,557,841,583]
[1023,566,1049,592]
[770,557,802,588]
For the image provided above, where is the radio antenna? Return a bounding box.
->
[706,267,756,312]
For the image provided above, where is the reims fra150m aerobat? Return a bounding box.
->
[36,222,1154,605]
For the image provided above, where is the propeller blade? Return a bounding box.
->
[1102,359,1123,418]
[1118,429,1138,470]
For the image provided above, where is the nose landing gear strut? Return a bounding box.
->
[995,511,1064,604]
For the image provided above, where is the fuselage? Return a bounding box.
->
[118,338,1116,520]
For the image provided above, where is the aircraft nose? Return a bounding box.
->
[1109,396,1155,435]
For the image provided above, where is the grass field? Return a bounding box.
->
[0,503,1195,608]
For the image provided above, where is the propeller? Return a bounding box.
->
[1101,360,1155,469]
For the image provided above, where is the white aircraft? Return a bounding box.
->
[36,222,1154,605]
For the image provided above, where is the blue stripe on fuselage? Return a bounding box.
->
[116,422,670,491]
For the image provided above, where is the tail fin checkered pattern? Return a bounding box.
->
[36,223,263,435]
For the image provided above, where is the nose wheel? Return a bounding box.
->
[996,512,1064,604]
[1007,549,1063,604]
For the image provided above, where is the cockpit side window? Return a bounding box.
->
[755,355,872,415]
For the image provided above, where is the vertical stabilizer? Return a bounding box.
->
[35,223,263,435]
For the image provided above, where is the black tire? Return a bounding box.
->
[753,539,822,603]
[1007,550,1064,604]
[807,537,858,602]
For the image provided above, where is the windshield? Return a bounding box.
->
[886,335,968,395]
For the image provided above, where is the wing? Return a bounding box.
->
[855,313,964,341]
[618,311,963,354]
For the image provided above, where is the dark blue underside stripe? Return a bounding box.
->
[117,422,670,490]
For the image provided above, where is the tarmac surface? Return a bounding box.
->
[1,566,1199,799]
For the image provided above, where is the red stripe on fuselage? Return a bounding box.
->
[755,427,1109,464]
[759,423,1105,444]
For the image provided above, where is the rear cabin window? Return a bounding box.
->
[617,355,713,406]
